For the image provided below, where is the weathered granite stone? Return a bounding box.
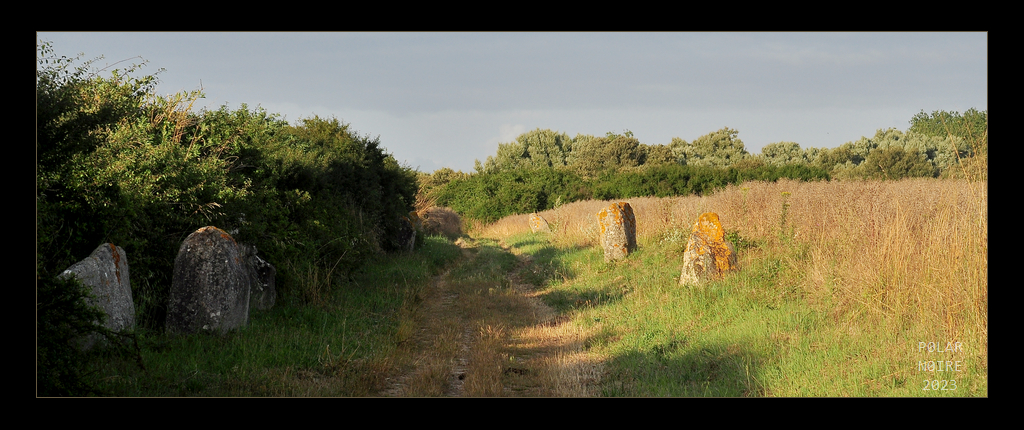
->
[597,202,637,262]
[59,243,134,349]
[529,213,551,233]
[679,212,738,286]
[240,243,276,311]
[166,226,250,335]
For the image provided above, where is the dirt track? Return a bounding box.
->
[381,237,602,397]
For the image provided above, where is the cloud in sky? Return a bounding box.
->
[38,32,986,173]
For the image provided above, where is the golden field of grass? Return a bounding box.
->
[476,178,986,396]
[483,178,986,337]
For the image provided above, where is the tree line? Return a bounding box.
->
[475,110,986,180]
[425,109,986,223]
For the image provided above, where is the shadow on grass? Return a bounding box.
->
[599,339,766,397]
[500,232,772,397]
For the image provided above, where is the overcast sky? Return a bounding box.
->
[37,32,987,173]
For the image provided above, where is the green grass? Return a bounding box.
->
[500,231,985,397]
[84,235,462,396]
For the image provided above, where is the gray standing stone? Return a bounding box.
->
[59,243,135,349]
[166,226,250,335]
[240,243,276,311]
[397,215,416,252]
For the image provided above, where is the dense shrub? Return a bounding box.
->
[37,41,244,332]
[434,163,830,223]
[435,168,589,223]
[861,147,938,179]
[36,275,109,396]
[37,41,419,393]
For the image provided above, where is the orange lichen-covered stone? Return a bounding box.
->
[597,202,637,262]
[408,211,422,230]
[529,213,551,233]
[679,212,737,286]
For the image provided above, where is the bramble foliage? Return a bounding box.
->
[38,42,253,329]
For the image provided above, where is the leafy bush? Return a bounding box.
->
[861,147,938,179]
[38,40,419,348]
[435,168,589,223]
[434,162,829,223]
[36,275,108,396]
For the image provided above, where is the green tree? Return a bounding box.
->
[909,108,987,154]
[862,147,937,179]
[760,141,804,166]
[565,131,645,177]
[813,145,858,171]
[640,143,676,167]
[675,127,750,168]
[478,128,572,173]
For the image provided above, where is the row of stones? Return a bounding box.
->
[63,211,425,344]
[58,226,277,346]
[528,204,737,285]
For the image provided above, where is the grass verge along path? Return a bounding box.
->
[381,236,602,396]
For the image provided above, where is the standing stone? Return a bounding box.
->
[679,212,738,286]
[396,215,416,252]
[166,226,250,335]
[408,211,423,230]
[529,213,551,233]
[59,243,134,349]
[240,243,276,311]
[597,202,637,262]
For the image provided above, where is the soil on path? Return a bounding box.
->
[380,236,602,397]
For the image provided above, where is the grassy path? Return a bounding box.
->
[381,236,601,397]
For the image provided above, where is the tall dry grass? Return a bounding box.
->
[477,178,987,343]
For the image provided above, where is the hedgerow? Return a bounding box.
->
[37,41,418,394]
